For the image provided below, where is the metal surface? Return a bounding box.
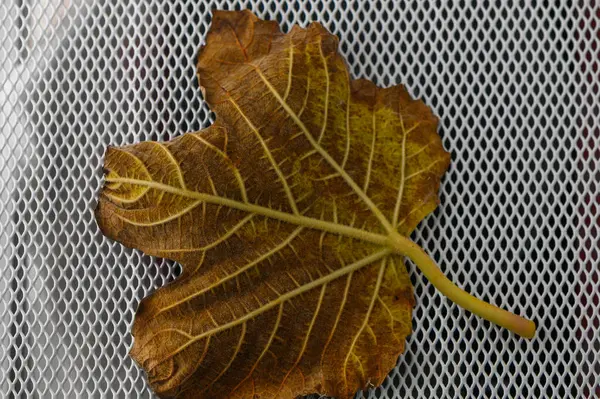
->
[1,1,598,398]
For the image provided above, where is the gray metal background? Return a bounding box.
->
[1,0,598,398]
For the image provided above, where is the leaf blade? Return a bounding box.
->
[96,9,450,399]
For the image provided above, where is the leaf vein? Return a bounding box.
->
[227,95,299,214]
[200,322,247,394]
[275,284,327,395]
[317,38,330,144]
[343,256,388,391]
[252,67,394,233]
[151,227,303,319]
[230,304,284,396]
[363,107,377,194]
[153,214,255,253]
[113,200,203,227]
[187,133,248,203]
[151,250,389,365]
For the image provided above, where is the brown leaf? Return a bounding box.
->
[95,9,534,399]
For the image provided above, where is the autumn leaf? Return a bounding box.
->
[95,9,535,399]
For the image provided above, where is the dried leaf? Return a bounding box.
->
[95,10,534,399]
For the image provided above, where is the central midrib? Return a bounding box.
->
[105,176,393,248]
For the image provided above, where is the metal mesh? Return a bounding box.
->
[1,0,598,397]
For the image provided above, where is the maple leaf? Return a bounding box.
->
[95,10,535,399]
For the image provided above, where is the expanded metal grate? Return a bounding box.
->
[1,1,598,398]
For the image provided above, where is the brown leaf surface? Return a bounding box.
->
[96,10,450,399]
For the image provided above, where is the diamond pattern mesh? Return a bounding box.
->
[1,0,598,398]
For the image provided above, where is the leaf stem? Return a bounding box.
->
[387,232,536,339]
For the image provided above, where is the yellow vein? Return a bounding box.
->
[319,272,353,383]
[298,148,317,161]
[188,251,206,275]
[392,120,419,225]
[200,322,247,393]
[311,173,340,182]
[105,177,390,246]
[332,199,339,224]
[318,231,326,258]
[104,188,149,204]
[396,200,431,229]
[151,227,303,318]
[110,146,151,176]
[341,68,352,169]
[221,126,230,154]
[201,160,218,196]
[103,147,152,204]
[154,214,255,253]
[228,96,299,214]
[388,256,403,286]
[406,137,435,160]
[317,39,330,143]
[206,309,219,328]
[283,38,294,101]
[151,358,175,384]
[350,352,366,382]
[167,336,211,395]
[188,132,225,155]
[113,200,202,227]
[201,201,207,239]
[298,77,311,117]
[145,334,212,373]
[404,157,448,181]
[275,284,327,395]
[377,296,395,329]
[253,68,394,233]
[366,324,378,345]
[104,179,123,191]
[154,327,193,340]
[265,281,281,297]
[229,304,283,396]
[152,142,187,190]
[286,271,301,288]
[287,239,301,261]
[363,108,377,194]
[343,256,388,391]
[392,118,409,225]
[187,133,248,203]
[152,249,390,365]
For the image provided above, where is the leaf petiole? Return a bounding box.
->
[387,232,536,339]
